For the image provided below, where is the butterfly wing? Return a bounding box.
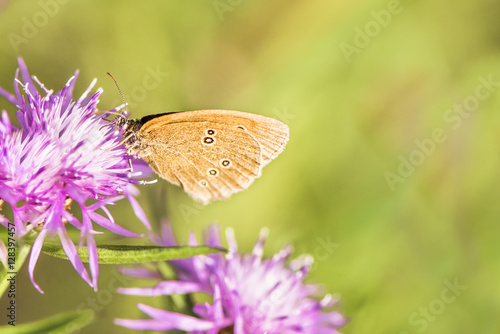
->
[138,110,288,204]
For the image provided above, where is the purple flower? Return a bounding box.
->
[0,58,150,293]
[115,224,347,333]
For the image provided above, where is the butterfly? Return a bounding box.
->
[118,109,289,204]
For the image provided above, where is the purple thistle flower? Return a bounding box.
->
[116,224,347,333]
[0,58,150,293]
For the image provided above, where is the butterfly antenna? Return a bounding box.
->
[107,72,128,121]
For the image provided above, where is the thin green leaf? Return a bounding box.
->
[41,244,225,264]
[0,308,95,334]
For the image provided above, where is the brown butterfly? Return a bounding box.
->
[118,110,289,204]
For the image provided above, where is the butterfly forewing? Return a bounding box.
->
[142,110,288,160]
[128,109,289,204]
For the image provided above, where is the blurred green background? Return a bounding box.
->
[1,0,500,333]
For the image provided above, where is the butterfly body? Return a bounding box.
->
[122,110,289,204]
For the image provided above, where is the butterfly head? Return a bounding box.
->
[111,112,127,128]
[122,118,143,137]
[120,118,145,154]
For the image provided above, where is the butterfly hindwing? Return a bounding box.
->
[139,116,264,203]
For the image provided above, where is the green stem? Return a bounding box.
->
[0,242,31,297]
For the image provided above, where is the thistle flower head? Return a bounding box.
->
[116,224,347,333]
[0,58,150,293]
